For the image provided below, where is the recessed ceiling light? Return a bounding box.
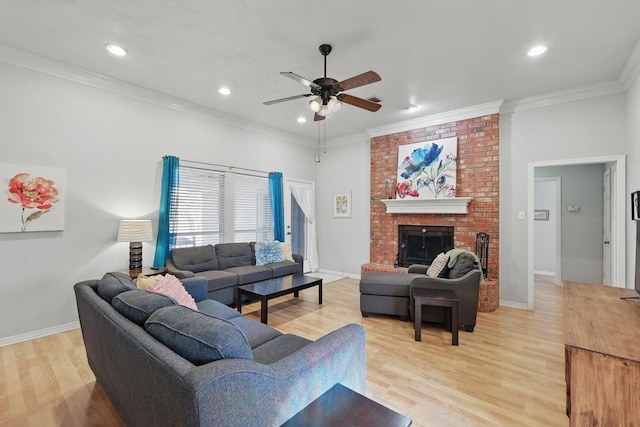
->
[527,45,547,57]
[297,117,307,123]
[218,87,231,95]
[106,44,127,57]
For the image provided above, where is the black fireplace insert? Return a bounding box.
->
[396,225,454,268]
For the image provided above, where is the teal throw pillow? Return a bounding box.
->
[254,241,285,266]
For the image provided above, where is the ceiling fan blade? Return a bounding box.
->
[281,72,321,88]
[337,71,381,91]
[263,93,312,105]
[314,113,326,122]
[338,94,382,112]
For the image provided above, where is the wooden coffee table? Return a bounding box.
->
[281,383,412,426]
[235,274,322,324]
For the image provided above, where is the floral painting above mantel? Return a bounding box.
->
[396,137,457,199]
[1,164,65,232]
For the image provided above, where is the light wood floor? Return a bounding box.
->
[0,277,567,426]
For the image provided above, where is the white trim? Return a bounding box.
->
[381,197,472,214]
[501,80,626,113]
[0,43,316,148]
[534,270,556,277]
[621,38,640,90]
[366,100,503,138]
[0,321,79,347]
[527,155,627,309]
[500,300,528,310]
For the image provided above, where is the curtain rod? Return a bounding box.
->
[175,158,271,176]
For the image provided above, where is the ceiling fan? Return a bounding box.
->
[263,44,382,121]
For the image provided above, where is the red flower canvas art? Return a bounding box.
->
[1,164,65,233]
[7,173,60,231]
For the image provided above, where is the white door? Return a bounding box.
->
[603,167,613,285]
[284,179,317,273]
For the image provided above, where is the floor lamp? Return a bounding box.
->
[117,219,153,278]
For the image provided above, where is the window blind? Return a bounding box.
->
[170,166,224,247]
[234,174,273,243]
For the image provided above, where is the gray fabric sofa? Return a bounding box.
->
[74,272,366,427]
[360,251,482,332]
[165,243,303,304]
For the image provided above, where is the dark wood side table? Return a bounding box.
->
[281,383,412,427]
[413,288,459,346]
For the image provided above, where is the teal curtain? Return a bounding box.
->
[153,156,179,267]
[269,172,284,242]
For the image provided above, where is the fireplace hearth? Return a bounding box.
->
[396,225,454,268]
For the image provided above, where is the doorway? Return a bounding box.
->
[534,177,562,286]
[284,179,318,272]
[527,155,626,310]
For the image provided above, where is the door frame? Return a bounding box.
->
[527,155,626,310]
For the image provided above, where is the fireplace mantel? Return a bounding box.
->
[381,197,473,214]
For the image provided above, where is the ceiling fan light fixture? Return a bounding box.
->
[309,97,322,112]
[327,96,342,114]
[317,105,330,117]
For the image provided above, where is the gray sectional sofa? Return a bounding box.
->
[166,242,303,304]
[74,272,366,427]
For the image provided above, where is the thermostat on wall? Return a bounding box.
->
[567,205,580,212]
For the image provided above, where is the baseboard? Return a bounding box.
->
[314,268,361,280]
[534,270,556,277]
[499,300,528,310]
[0,321,80,348]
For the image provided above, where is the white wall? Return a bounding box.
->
[500,93,627,304]
[315,137,371,276]
[533,180,557,275]
[0,61,317,342]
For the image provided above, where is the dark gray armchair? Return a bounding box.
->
[408,252,482,332]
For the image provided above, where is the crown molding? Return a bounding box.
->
[0,44,316,148]
[365,100,503,138]
[500,80,626,114]
[621,38,640,90]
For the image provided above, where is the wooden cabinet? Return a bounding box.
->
[564,282,640,426]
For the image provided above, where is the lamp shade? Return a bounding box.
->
[117,220,153,242]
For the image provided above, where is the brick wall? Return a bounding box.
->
[367,113,500,311]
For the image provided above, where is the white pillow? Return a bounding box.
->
[280,242,294,262]
[426,253,449,278]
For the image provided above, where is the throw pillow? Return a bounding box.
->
[145,306,253,365]
[426,253,449,278]
[447,252,477,279]
[254,241,285,266]
[148,274,198,310]
[280,242,295,262]
[136,274,165,290]
[112,290,176,326]
[97,272,137,303]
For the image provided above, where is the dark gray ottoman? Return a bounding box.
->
[359,273,423,321]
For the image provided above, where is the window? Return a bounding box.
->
[234,174,273,242]
[169,165,272,249]
[170,167,224,248]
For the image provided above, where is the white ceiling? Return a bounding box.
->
[1,0,639,144]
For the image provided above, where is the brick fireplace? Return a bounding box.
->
[362,113,500,312]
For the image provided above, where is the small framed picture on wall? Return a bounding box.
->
[333,192,352,218]
[632,191,640,221]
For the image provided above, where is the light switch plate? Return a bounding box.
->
[518,211,525,220]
